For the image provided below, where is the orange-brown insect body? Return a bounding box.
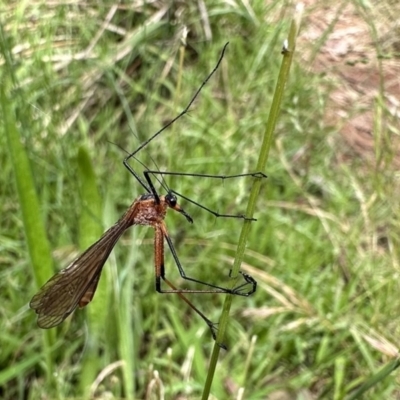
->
[130,194,169,226]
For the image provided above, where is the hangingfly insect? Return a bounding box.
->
[30,43,267,344]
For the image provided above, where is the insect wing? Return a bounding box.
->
[79,273,101,308]
[30,219,130,328]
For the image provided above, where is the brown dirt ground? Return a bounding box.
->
[298,1,400,168]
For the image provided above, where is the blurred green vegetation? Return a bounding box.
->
[1,1,400,399]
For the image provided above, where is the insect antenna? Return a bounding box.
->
[146,157,171,195]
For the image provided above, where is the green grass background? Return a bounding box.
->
[1,1,400,399]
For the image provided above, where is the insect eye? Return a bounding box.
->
[166,193,177,207]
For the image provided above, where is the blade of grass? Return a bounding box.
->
[334,356,346,400]
[346,357,400,400]
[76,145,107,397]
[117,237,136,400]
[1,90,56,289]
[0,24,57,390]
[0,17,54,310]
[201,4,304,399]
[0,352,46,385]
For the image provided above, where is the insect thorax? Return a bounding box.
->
[133,194,168,226]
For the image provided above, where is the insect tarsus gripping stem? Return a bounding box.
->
[229,270,257,296]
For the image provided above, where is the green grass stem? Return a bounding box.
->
[346,357,400,400]
[76,146,106,397]
[202,4,304,398]
[0,27,57,390]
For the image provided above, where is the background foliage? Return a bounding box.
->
[1,1,400,399]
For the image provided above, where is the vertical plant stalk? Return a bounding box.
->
[0,23,57,390]
[76,146,108,398]
[201,5,304,399]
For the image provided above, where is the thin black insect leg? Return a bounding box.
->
[143,171,161,203]
[161,226,256,296]
[123,43,230,181]
[124,156,172,204]
[148,171,268,180]
[136,155,172,196]
[162,277,222,344]
[146,171,267,220]
[122,160,152,195]
[144,170,267,220]
[154,225,226,347]
[158,232,231,293]
[172,190,253,221]
[107,140,153,195]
